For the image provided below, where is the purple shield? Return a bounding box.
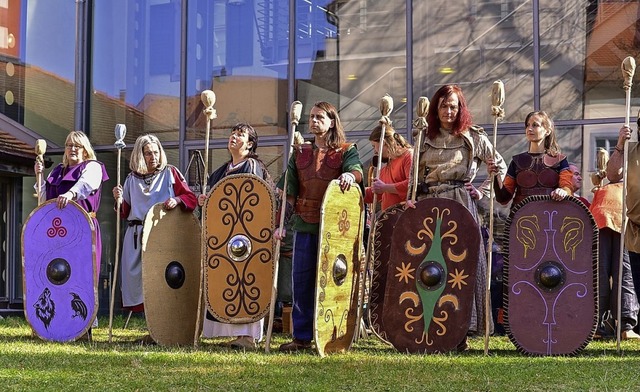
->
[22,200,98,342]
[504,195,598,355]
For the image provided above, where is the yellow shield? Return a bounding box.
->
[314,180,364,357]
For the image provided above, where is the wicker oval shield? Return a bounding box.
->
[382,198,479,353]
[314,180,364,357]
[368,203,405,343]
[504,195,598,356]
[141,203,202,346]
[203,174,275,323]
[22,200,97,342]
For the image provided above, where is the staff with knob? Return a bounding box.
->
[109,124,127,343]
[194,89,217,347]
[615,56,637,352]
[34,139,47,205]
[358,95,394,336]
[484,80,505,355]
[265,101,302,352]
[408,97,429,203]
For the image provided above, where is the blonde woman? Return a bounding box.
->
[35,131,109,273]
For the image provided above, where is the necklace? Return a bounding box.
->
[142,171,159,194]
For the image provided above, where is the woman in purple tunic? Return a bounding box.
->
[34,131,109,275]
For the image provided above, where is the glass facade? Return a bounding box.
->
[0,0,638,311]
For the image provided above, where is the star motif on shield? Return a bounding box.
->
[395,262,415,284]
[448,268,469,290]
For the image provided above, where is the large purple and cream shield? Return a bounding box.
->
[22,200,97,342]
[504,195,598,356]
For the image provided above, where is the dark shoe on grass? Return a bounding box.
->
[229,336,257,350]
[456,337,470,352]
[271,318,283,334]
[77,329,92,342]
[279,338,311,352]
[134,334,156,345]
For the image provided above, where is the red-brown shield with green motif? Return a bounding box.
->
[382,198,479,353]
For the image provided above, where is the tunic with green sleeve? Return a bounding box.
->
[278,143,363,235]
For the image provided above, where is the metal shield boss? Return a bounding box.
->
[203,174,275,323]
[505,196,598,355]
[314,180,364,357]
[383,198,479,353]
[22,200,98,342]
[368,204,404,343]
[141,203,202,346]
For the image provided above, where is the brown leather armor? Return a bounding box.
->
[512,152,565,205]
[294,144,347,223]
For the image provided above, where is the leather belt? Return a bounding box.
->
[424,180,466,187]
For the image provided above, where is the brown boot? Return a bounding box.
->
[278,338,312,352]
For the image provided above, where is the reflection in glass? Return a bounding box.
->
[296,1,407,133]
[413,1,534,125]
[91,0,181,148]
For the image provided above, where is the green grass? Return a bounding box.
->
[1,316,640,391]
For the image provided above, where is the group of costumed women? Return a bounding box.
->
[37,83,629,349]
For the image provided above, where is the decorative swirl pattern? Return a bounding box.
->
[560,217,584,260]
[338,209,350,235]
[516,215,540,258]
[46,217,67,238]
[204,175,275,320]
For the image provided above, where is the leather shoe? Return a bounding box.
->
[76,329,92,342]
[229,336,257,350]
[134,334,156,345]
[456,337,469,352]
[622,329,640,340]
[279,338,312,352]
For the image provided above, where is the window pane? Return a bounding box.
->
[0,1,75,144]
[539,1,589,120]
[185,0,290,179]
[583,1,640,120]
[91,0,181,148]
[413,0,533,124]
[296,1,407,133]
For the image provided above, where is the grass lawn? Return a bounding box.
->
[1,315,640,391]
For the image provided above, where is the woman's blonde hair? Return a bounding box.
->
[129,134,168,174]
[63,131,96,166]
